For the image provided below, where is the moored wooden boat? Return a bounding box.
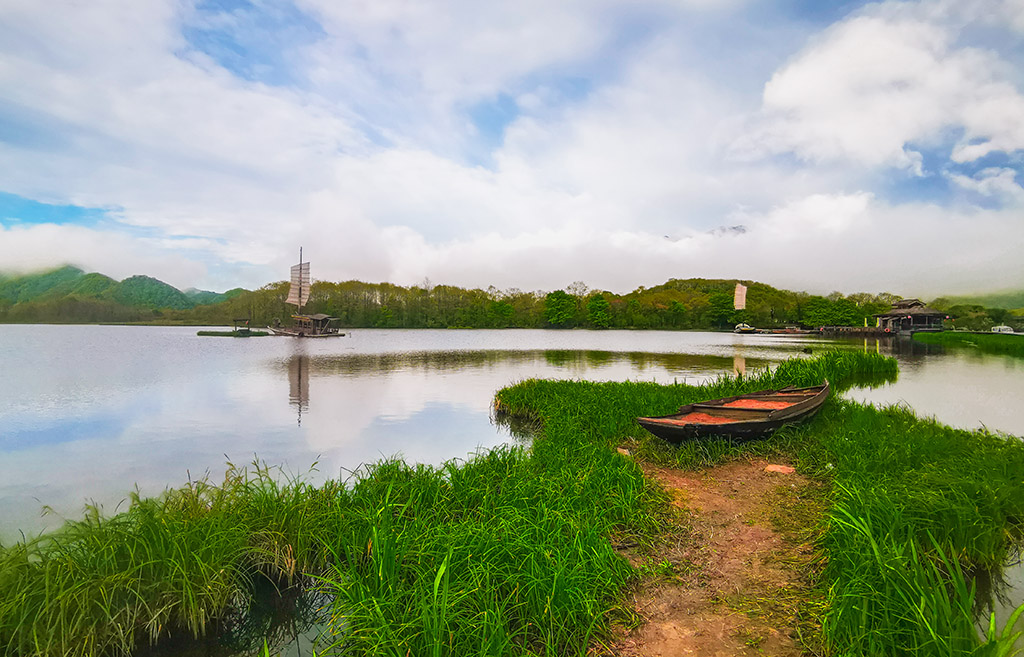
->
[637,381,829,442]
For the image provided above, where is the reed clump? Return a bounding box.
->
[0,443,662,655]
[0,462,341,657]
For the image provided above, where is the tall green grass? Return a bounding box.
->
[789,401,1024,655]
[0,447,662,655]
[0,462,341,657]
[313,449,655,655]
[915,331,1024,358]
[495,350,1024,656]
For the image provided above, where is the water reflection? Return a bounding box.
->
[288,355,309,426]
[283,348,773,379]
[733,353,746,377]
[840,336,1024,436]
[133,577,331,657]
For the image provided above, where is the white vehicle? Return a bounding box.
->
[991,325,1015,334]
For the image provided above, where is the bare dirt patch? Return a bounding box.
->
[612,458,822,657]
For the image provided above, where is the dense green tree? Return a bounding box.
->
[666,300,687,328]
[706,292,735,327]
[543,290,576,327]
[586,294,611,328]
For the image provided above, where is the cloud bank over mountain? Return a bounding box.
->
[0,0,1021,296]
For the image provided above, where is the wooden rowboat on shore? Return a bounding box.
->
[637,381,829,442]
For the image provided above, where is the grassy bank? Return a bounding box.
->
[3,350,1020,656]
[496,351,1024,655]
[1,448,663,653]
[915,331,1024,358]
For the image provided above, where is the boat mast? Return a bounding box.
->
[298,246,303,313]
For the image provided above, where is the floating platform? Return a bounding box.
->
[197,329,269,337]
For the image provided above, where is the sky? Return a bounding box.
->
[0,0,1022,297]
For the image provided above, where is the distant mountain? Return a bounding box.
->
[932,290,1024,311]
[65,272,119,297]
[0,265,86,303]
[0,266,245,322]
[183,287,245,305]
[111,275,194,310]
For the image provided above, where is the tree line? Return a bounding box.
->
[5,266,1020,331]
[153,277,903,330]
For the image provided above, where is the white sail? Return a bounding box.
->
[286,262,310,308]
[733,283,747,310]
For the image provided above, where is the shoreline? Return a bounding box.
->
[3,351,1022,656]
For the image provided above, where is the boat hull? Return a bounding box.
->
[637,382,829,443]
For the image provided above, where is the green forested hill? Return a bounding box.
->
[110,275,194,310]
[0,265,86,303]
[0,267,231,323]
[184,288,241,305]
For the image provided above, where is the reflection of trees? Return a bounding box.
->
[270,350,774,378]
[287,350,547,376]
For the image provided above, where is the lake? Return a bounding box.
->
[1,325,1022,650]
[0,326,822,540]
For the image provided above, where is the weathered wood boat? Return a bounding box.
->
[268,248,346,338]
[637,381,829,442]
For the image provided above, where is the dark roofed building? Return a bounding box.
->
[874,298,946,334]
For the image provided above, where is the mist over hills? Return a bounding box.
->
[932,291,1024,311]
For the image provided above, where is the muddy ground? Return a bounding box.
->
[611,457,825,657]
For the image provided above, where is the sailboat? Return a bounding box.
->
[267,248,345,337]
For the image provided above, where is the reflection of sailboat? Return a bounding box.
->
[268,248,345,338]
[288,354,310,426]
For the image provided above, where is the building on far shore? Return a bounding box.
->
[874,299,947,334]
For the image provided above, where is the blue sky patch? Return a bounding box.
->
[0,414,126,452]
[0,192,108,227]
[468,94,520,150]
[182,0,324,86]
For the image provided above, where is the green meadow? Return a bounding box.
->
[915,331,1024,359]
[1,351,1022,656]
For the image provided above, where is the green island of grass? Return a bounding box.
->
[914,330,1024,358]
[1,351,1022,656]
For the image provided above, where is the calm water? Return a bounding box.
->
[0,326,819,540]
[1,326,1021,648]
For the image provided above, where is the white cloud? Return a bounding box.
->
[0,224,210,289]
[948,167,1024,202]
[740,1,1024,170]
[0,0,1020,299]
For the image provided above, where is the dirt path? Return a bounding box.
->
[612,458,821,657]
